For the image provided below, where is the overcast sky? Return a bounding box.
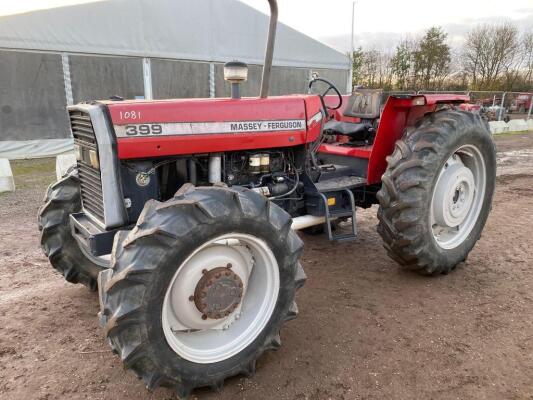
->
[1,0,532,52]
[240,0,533,52]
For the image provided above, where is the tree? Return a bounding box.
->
[351,48,394,90]
[462,22,521,90]
[390,40,412,90]
[361,49,380,87]
[350,47,364,89]
[376,50,394,90]
[349,23,529,92]
[412,27,451,90]
[522,30,533,89]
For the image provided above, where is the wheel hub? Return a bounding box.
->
[161,233,281,364]
[194,266,244,319]
[430,146,487,250]
[432,155,475,228]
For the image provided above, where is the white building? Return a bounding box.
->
[0,0,350,158]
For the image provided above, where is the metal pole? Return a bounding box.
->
[260,0,278,98]
[527,95,533,121]
[61,53,74,106]
[349,1,355,93]
[209,62,215,98]
[351,2,355,58]
[142,58,153,100]
[498,92,506,121]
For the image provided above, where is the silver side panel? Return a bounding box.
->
[67,103,127,229]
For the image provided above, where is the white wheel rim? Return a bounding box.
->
[161,233,280,364]
[430,145,486,250]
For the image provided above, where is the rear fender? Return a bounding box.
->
[367,94,469,184]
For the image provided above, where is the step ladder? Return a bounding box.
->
[318,189,357,242]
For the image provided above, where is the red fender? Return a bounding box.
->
[367,94,469,183]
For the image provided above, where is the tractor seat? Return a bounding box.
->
[324,120,373,141]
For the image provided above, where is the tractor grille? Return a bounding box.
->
[69,110,105,222]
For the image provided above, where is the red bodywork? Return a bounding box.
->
[106,93,468,185]
[512,94,532,112]
[459,103,481,113]
[107,96,322,159]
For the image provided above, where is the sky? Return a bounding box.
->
[1,0,532,52]
[239,0,533,51]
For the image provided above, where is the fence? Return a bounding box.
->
[418,90,533,121]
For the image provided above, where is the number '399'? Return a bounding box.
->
[125,124,163,136]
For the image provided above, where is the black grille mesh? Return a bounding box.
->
[69,110,105,222]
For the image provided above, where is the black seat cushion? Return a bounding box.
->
[324,120,373,141]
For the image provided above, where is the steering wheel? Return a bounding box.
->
[308,77,343,112]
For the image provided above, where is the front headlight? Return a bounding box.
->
[89,149,100,169]
[224,61,248,83]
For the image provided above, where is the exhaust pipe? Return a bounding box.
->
[260,0,278,98]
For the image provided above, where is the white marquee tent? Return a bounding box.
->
[0,0,350,158]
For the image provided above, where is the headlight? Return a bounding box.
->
[224,61,248,83]
[89,149,100,169]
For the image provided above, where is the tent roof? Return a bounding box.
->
[0,0,350,70]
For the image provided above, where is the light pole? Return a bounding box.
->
[351,1,355,58]
[349,1,355,93]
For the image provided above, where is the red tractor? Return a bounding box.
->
[509,93,533,114]
[38,1,496,398]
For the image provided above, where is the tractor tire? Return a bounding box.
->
[377,110,496,275]
[98,184,306,399]
[38,170,107,290]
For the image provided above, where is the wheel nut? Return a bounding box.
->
[202,269,208,274]
[188,295,194,302]
[201,314,207,320]
[226,263,232,269]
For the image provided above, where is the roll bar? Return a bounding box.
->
[259,0,278,98]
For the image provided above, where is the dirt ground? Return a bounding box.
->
[1,133,533,400]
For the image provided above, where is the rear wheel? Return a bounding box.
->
[377,110,496,275]
[38,170,108,290]
[98,185,306,398]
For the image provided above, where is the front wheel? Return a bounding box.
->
[377,110,496,275]
[38,170,108,290]
[98,185,306,398]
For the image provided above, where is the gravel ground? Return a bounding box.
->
[1,133,533,400]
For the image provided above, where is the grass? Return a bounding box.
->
[10,158,56,190]
[493,130,533,137]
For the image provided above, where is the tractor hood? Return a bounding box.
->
[103,95,323,159]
